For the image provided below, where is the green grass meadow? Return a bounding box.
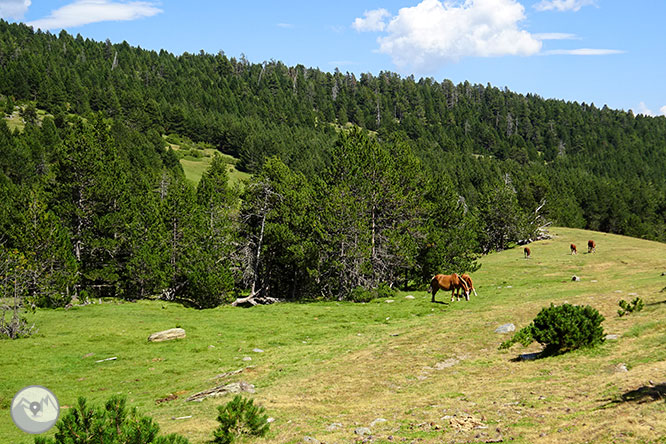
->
[164,134,250,186]
[2,227,666,443]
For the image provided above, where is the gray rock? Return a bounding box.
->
[148,328,186,342]
[355,427,372,436]
[252,348,264,353]
[518,352,540,361]
[434,358,459,370]
[185,381,255,402]
[495,323,515,334]
[242,356,252,361]
[370,418,387,427]
[614,363,628,373]
[303,436,320,444]
[326,422,343,431]
[405,295,415,299]
[385,299,395,303]
[605,334,619,340]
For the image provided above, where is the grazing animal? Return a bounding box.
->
[524,247,531,258]
[429,273,470,302]
[588,240,596,253]
[570,243,577,255]
[459,273,478,299]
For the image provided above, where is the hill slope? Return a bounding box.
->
[1,227,665,443]
[2,20,666,241]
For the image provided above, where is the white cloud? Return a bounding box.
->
[27,0,162,30]
[352,8,390,32]
[370,0,541,70]
[534,0,597,12]
[533,32,578,40]
[660,105,666,116]
[277,23,293,29]
[636,102,653,116]
[0,0,31,19]
[542,48,624,55]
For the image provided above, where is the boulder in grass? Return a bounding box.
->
[148,328,186,342]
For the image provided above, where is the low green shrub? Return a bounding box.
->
[34,396,189,444]
[348,282,397,303]
[500,303,605,356]
[213,395,270,444]
[618,297,644,317]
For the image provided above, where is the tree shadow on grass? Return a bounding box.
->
[600,383,666,408]
[646,296,666,306]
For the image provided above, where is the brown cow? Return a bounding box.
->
[588,240,596,253]
[570,243,577,255]
[524,247,531,258]
[429,273,469,302]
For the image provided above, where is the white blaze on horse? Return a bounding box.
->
[429,273,470,302]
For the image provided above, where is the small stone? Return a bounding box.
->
[628,292,638,296]
[405,295,415,299]
[434,358,459,370]
[252,348,264,353]
[242,357,252,361]
[326,423,342,431]
[519,352,540,361]
[267,417,275,423]
[303,436,320,444]
[506,285,513,288]
[591,280,598,283]
[208,345,215,349]
[385,300,395,303]
[370,418,387,427]
[614,363,628,373]
[615,290,623,293]
[148,328,186,342]
[495,323,515,334]
[605,334,619,340]
[354,427,372,436]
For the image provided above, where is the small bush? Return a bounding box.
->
[500,303,605,356]
[349,283,397,303]
[618,297,644,317]
[213,395,269,444]
[34,396,189,444]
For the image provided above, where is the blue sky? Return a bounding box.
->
[2,0,665,116]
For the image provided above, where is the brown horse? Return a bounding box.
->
[570,243,577,255]
[524,247,531,258]
[459,273,478,298]
[588,240,596,253]
[429,273,470,302]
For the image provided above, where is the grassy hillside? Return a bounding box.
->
[1,227,665,443]
[165,133,251,186]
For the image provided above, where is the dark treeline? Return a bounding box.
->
[0,116,486,315]
[1,20,665,315]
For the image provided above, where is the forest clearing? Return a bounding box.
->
[2,227,665,443]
